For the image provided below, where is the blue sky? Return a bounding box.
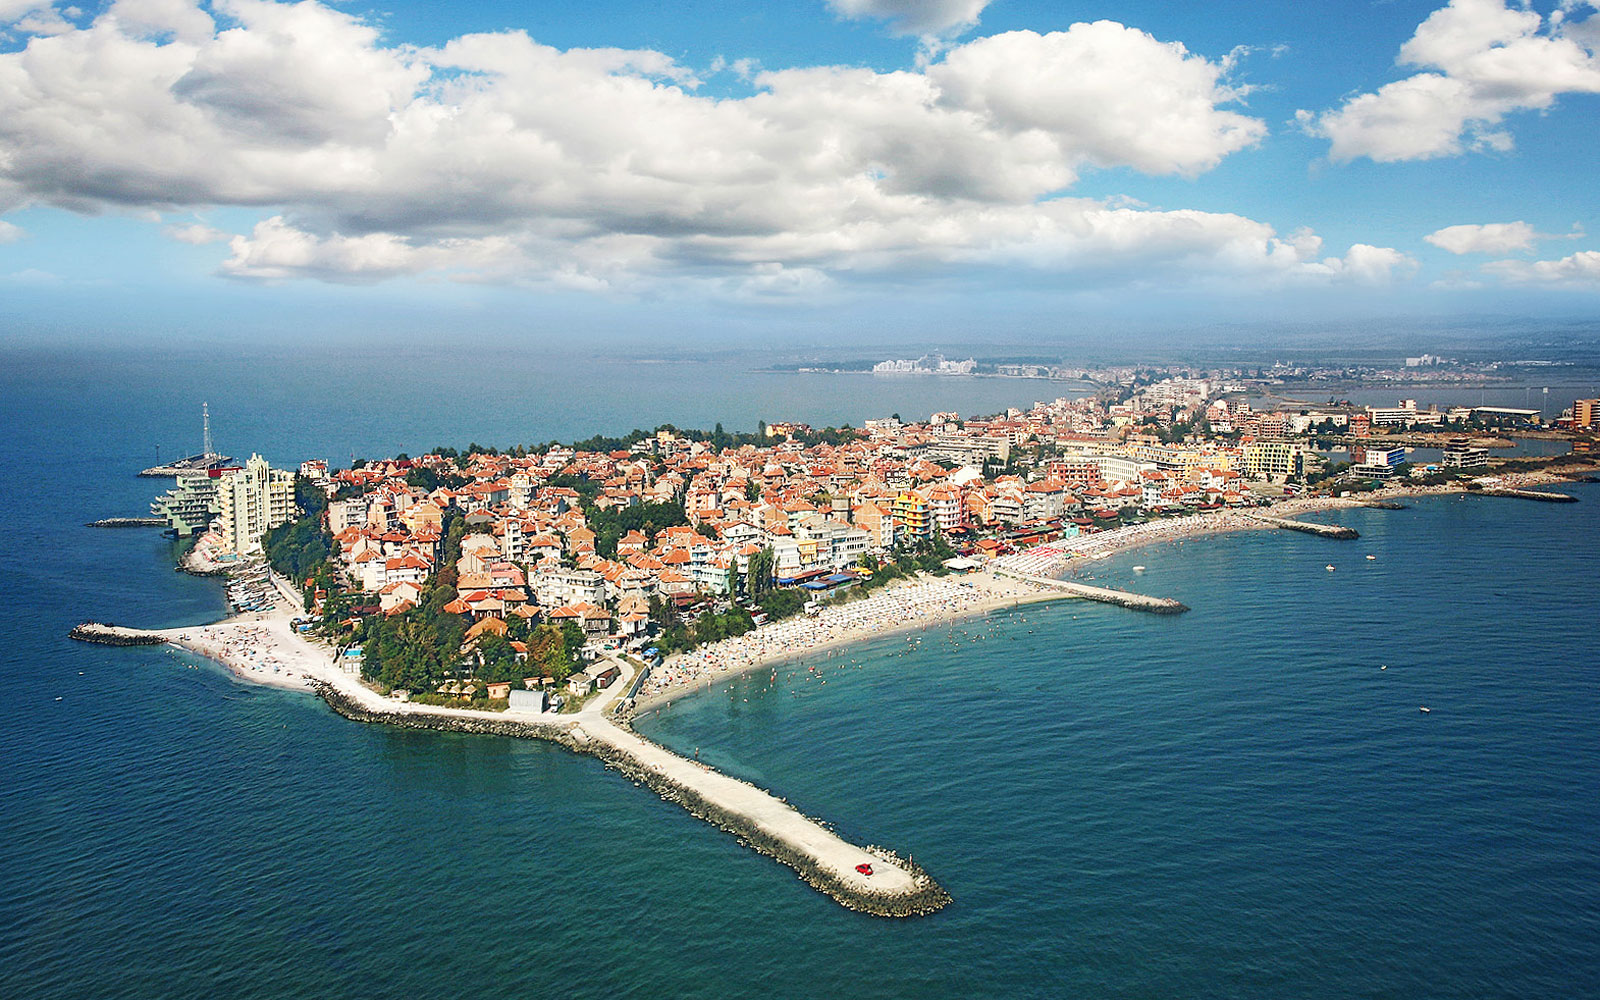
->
[1,0,1598,346]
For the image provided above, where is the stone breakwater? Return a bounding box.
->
[1475,487,1579,503]
[85,517,166,528]
[992,569,1188,614]
[68,622,168,646]
[311,681,952,918]
[1243,513,1360,540]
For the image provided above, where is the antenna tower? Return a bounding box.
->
[203,402,214,457]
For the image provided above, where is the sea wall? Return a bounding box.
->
[311,681,952,918]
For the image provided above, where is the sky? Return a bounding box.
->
[1,0,1599,347]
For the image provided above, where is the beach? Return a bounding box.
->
[633,573,1070,712]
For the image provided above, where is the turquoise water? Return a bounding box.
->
[2,349,1597,998]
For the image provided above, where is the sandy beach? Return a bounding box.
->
[633,573,1069,713]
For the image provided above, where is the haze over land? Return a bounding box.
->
[2,0,1599,347]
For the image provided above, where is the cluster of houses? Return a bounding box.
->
[309,383,1314,651]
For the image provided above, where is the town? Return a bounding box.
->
[145,380,1599,711]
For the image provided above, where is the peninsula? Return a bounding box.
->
[81,381,1597,914]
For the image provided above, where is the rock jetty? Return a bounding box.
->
[68,622,167,646]
[85,517,166,528]
[1244,513,1360,539]
[993,568,1188,613]
[311,681,952,918]
[1475,487,1579,503]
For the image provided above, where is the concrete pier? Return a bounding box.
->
[1242,513,1360,539]
[991,568,1188,613]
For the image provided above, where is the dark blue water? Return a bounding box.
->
[3,349,1596,999]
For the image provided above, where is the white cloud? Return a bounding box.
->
[1300,0,1600,162]
[220,215,515,283]
[1424,220,1583,254]
[163,221,227,244]
[826,0,991,37]
[2,1,73,35]
[105,0,213,42]
[0,219,23,243]
[1425,220,1539,254]
[0,2,1408,297]
[1483,249,1600,285]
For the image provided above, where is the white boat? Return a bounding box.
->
[1326,564,1336,572]
[1419,706,1431,714]
[1132,565,1146,572]
[1366,554,1376,560]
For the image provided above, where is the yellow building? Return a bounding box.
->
[1241,441,1304,482]
[891,491,931,542]
[1574,398,1599,429]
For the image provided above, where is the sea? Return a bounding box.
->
[2,344,1597,999]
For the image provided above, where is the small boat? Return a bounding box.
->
[1132,565,1146,572]
[1419,706,1431,714]
[1366,554,1376,560]
[1326,564,1336,572]
[1380,665,1387,670]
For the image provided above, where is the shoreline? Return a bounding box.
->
[631,574,1069,716]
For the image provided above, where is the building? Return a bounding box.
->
[1241,441,1304,482]
[217,454,295,554]
[891,491,932,543]
[1441,437,1489,469]
[1574,398,1599,429]
[1352,446,1407,479]
[150,468,235,537]
[509,687,549,713]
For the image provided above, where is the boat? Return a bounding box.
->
[1325,564,1336,572]
[1419,706,1431,714]
[1132,565,1146,572]
[1366,554,1376,560]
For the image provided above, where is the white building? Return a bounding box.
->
[218,454,295,554]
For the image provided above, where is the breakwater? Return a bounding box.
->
[85,517,166,528]
[311,681,951,918]
[1474,487,1579,503]
[992,569,1188,614]
[1243,513,1360,539]
[68,622,168,646]
[1357,500,1408,510]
